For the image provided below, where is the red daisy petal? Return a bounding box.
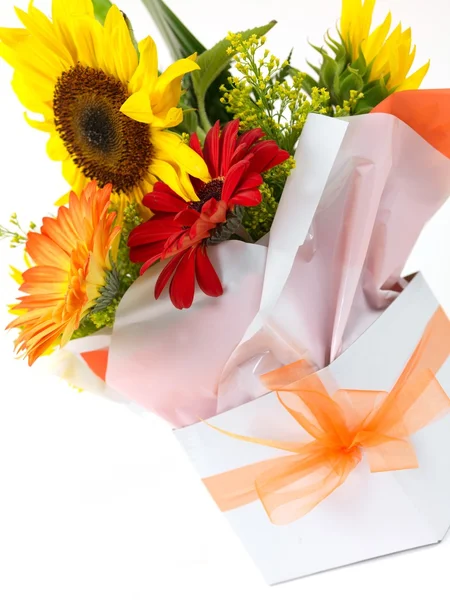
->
[128,220,181,246]
[219,119,240,176]
[140,251,164,275]
[189,132,204,158]
[155,252,186,299]
[203,121,221,178]
[174,209,200,227]
[247,141,283,173]
[169,248,197,309]
[143,186,187,214]
[237,128,264,149]
[129,240,166,265]
[196,246,223,298]
[265,148,291,171]
[230,143,250,167]
[222,160,250,204]
[236,172,264,192]
[231,189,262,207]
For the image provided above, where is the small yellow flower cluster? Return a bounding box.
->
[222,33,332,154]
[242,157,296,240]
[334,90,365,117]
[242,182,278,240]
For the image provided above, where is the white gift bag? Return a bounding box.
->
[176,274,450,584]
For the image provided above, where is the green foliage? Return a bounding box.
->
[191,22,277,131]
[221,35,332,154]
[141,0,206,61]
[92,0,113,24]
[242,158,296,240]
[305,32,390,114]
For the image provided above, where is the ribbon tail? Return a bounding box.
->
[203,444,362,525]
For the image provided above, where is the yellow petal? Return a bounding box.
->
[10,265,24,285]
[15,5,72,66]
[149,158,197,202]
[150,106,184,129]
[396,60,430,91]
[24,113,54,132]
[0,27,29,48]
[11,71,53,116]
[70,15,104,69]
[128,36,158,94]
[151,57,200,118]
[52,0,95,22]
[360,0,376,41]
[55,191,71,207]
[120,90,154,123]
[47,133,69,161]
[340,0,360,45]
[153,130,210,181]
[361,12,391,65]
[103,5,138,83]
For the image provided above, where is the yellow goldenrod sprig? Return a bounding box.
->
[222,33,332,154]
[0,213,36,248]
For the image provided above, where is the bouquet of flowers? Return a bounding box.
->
[2,0,450,585]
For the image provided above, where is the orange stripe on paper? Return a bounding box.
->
[80,348,109,382]
[372,90,450,159]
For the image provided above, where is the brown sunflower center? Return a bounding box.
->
[53,64,153,193]
[194,177,225,211]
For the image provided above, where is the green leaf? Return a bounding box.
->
[354,79,390,114]
[173,109,199,135]
[320,54,338,90]
[340,72,364,100]
[140,0,206,60]
[192,20,277,130]
[93,0,113,24]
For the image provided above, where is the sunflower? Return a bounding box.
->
[128,120,289,309]
[306,0,430,113]
[0,0,209,207]
[340,0,429,91]
[7,181,121,365]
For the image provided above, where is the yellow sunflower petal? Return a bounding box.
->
[70,15,104,69]
[47,133,69,161]
[128,36,158,94]
[151,57,200,118]
[361,11,391,65]
[10,265,24,285]
[52,0,95,22]
[396,60,430,91]
[11,71,53,116]
[120,90,154,123]
[103,5,138,83]
[153,130,210,181]
[150,106,184,129]
[149,158,198,202]
[359,0,375,41]
[24,113,54,132]
[15,5,72,66]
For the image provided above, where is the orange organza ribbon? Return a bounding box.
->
[203,308,450,525]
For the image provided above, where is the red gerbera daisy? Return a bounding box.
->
[128,119,290,309]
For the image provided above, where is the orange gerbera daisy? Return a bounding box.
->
[7,181,120,365]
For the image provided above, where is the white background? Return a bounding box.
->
[1,0,450,598]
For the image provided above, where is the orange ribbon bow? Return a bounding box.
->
[203,308,450,525]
